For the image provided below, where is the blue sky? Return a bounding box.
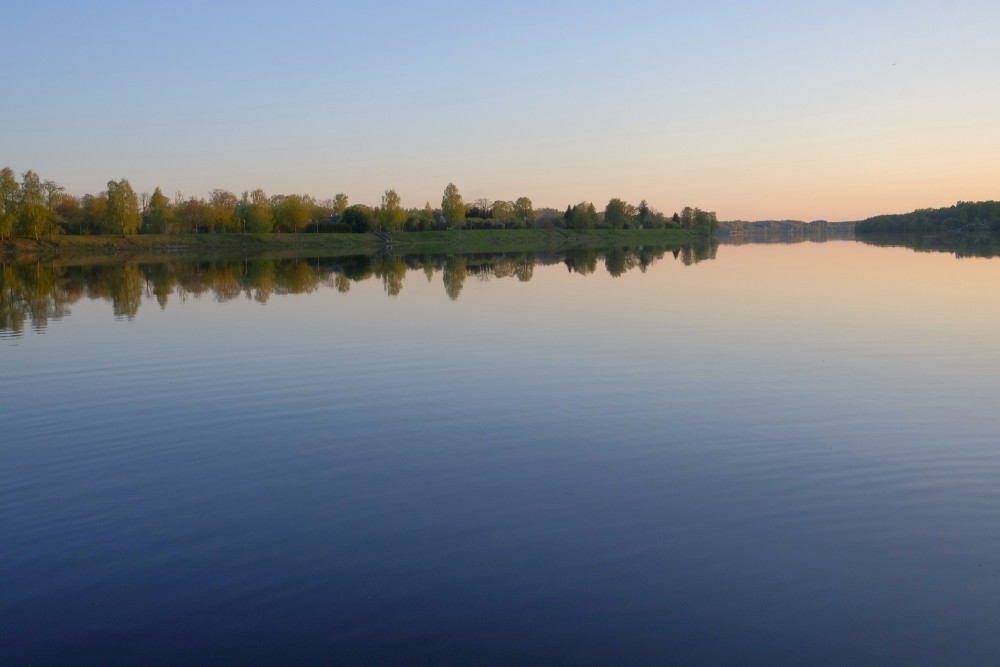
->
[4,0,999,220]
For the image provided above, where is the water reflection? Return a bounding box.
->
[858,232,1000,259]
[0,242,715,336]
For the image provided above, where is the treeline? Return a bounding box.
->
[1,242,717,334]
[554,201,717,234]
[717,219,856,245]
[719,219,854,236]
[0,167,716,239]
[854,201,1000,235]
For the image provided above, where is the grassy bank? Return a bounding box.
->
[2,228,693,262]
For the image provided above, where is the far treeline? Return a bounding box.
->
[0,167,719,240]
[854,201,1000,235]
[718,219,855,237]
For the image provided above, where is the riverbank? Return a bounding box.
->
[2,228,693,262]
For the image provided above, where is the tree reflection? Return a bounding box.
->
[146,263,173,309]
[0,241,716,335]
[375,256,408,297]
[0,265,28,335]
[860,233,1000,259]
[442,256,467,300]
[244,259,276,303]
[564,247,597,275]
[108,263,144,319]
[681,236,718,266]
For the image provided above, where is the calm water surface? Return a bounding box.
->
[2,241,999,665]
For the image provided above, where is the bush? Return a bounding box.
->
[315,220,353,233]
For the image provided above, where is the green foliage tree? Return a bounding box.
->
[329,193,349,217]
[491,200,514,223]
[238,188,273,233]
[39,180,67,233]
[106,178,141,236]
[570,201,598,230]
[680,206,694,230]
[341,204,374,232]
[175,195,208,233]
[441,182,465,229]
[0,167,17,240]
[78,193,108,234]
[379,188,406,232]
[637,200,651,228]
[53,195,80,234]
[271,194,313,233]
[513,196,534,228]
[691,208,719,235]
[605,198,628,229]
[470,198,492,220]
[421,202,435,226]
[147,187,172,233]
[42,180,64,213]
[19,171,51,240]
[207,189,238,233]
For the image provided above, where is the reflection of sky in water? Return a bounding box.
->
[3,240,1000,665]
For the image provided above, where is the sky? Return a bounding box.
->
[3,0,999,221]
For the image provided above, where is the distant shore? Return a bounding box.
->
[1,228,694,262]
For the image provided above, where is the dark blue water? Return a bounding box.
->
[3,243,1000,665]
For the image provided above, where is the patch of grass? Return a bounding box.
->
[2,228,693,262]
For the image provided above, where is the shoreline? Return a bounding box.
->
[1,228,694,263]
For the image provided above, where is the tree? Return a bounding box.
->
[42,180,64,213]
[637,200,651,228]
[106,178,141,236]
[680,206,694,230]
[207,189,238,233]
[625,202,638,222]
[147,186,172,233]
[692,208,719,236]
[332,193,349,216]
[605,198,628,229]
[570,201,598,230]
[0,167,17,240]
[271,194,313,232]
[54,195,80,233]
[471,198,493,219]
[341,204,374,232]
[421,202,435,226]
[441,182,465,228]
[378,188,405,232]
[513,196,534,228]
[79,193,109,234]
[175,195,208,233]
[19,171,50,239]
[238,188,272,233]
[491,200,514,223]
